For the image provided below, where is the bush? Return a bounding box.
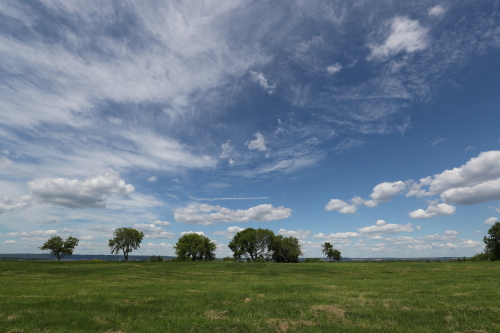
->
[222,256,235,262]
[470,252,490,261]
[304,258,325,263]
[170,257,193,262]
[149,254,164,262]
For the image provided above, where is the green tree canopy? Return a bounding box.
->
[228,228,275,261]
[271,235,303,263]
[321,242,341,262]
[331,249,342,262]
[484,221,500,260]
[174,233,216,261]
[108,227,144,261]
[39,236,79,261]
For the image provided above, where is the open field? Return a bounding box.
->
[1,261,499,332]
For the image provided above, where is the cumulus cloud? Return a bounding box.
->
[80,236,94,240]
[0,195,31,213]
[484,217,498,225]
[278,229,311,239]
[180,231,206,236]
[147,176,157,182]
[445,230,459,235]
[370,181,406,203]
[174,203,292,225]
[409,203,456,219]
[356,220,413,235]
[134,223,174,239]
[312,232,359,239]
[324,199,357,214]
[245,133,268,152]
[368,17,428,59]
[326,63,342,75]
[428,5,445,16]
[28,170,134,209]
[213,226,245,239]
[250,71,276,94]
[150,220,171,227]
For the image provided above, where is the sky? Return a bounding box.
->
[1,0,500,258]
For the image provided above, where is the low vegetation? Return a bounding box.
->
[1,261,499,332]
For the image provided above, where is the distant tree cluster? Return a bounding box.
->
[473,222,500,261]
[228,228,303,262]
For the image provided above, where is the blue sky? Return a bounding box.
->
[1,0,500,258]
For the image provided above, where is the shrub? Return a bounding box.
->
[149,254,164,262]
[304,258,325,263]
[222,256,235,262]
[470,252,490,261]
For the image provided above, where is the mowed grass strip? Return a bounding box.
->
[0,261,499,332]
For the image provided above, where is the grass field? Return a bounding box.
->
[1,261,499,332]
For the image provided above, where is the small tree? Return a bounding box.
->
[39,236,79,261]
[271,235,303,263]
[321,242,334,262]
[228,228,274,261]
[174,233,216,261]
[108,227,144,261]
[331,249,342,262]
[484,222,500,261]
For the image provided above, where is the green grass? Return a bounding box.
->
[1,261,499,332]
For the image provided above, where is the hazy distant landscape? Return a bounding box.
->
[1,261,499,332]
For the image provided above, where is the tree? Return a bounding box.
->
[321,242,341,262]
[228,228,275,261]
[331,249,342,262]
[271,235,303,263]
[174,233,216,261]
[108,227,144,261]
[321,242,334,261]
[39,236,79,261]
[484,222,500,261]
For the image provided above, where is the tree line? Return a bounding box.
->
[38,222,500,262]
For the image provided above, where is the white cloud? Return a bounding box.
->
[324,199,357,214]
[250,71,276,94]
[444,230,458,235]
[4,230,58,238]
[368,17,428,59]
[80,236,94,240]
[312,232,359,239]
[174,203,292,225]
[440,178,500,206]
[432,137,445,146]
[134,223,174,239]
[147,176,157,182]
[428,5,445,16]
[370,181,406,203]
[356,220,413,235]
[245,133,268,152]
[87,225,112,233]
[4,240,17,244]
[150,220,171,227]
[213,226,245,239]
[420,234,456,241]
[420,151,500,197]
[484,217,498,225]
[180,231,206,236]
[278,229,311,239]
[36,216,58,224]
[465,146,475,152]
[475,231,483,234]
[0,195,31,213]
[326,63,342,75]
[409,203,456,219]
[28,170,134,209]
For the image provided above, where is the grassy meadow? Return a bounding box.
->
[0,260,499,332]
